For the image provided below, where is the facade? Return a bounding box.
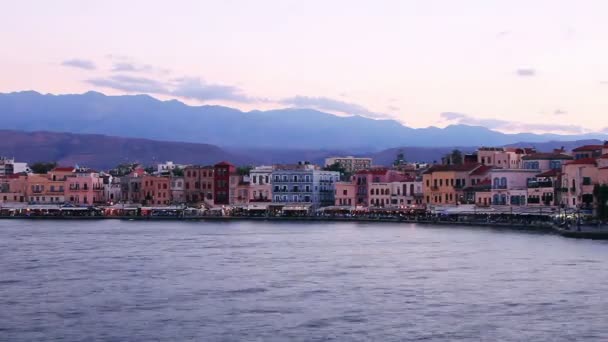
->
[141,175,171,205]
[324,156,372,173]
[334,182,356,206]
[521,152,573,172]
[249,166,272,202]
[0,157,14,176]
[0,175,27,203]
[184,165,214,204]
[423,164,483,205]
[64,168,104,205]
[272,163,340,208]
[572,145,603,160]
[214,162,236,205]
[477,147,533,169]
[526,169,559,207]
[490,169,539,206]
[170,176,185,204]
[561,158,598,210]
[102,175,122,204]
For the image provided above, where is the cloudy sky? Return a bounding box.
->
[1,0,608,134]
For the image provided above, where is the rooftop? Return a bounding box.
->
[521,153,573,161]
[565,158,597,166]
[572,145,604,152]
[423,163,481,174]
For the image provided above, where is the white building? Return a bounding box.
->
[324,156,372,173]
[157,161,185,174]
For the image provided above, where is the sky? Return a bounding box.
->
[1,0,608,134]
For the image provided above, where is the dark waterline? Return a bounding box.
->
[1,220,607,341]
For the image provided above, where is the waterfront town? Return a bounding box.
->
[1,142,608,223]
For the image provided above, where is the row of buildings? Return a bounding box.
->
[1,142,607,214]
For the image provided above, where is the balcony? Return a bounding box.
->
[527,181,553,189]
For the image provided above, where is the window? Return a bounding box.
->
[583,177,592,186]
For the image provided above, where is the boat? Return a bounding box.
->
[553,222,608,239]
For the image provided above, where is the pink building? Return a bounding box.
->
[65,168,104,205]
[334,182,356,206]
[561,158,598,210]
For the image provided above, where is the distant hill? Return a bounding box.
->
[0,130,249,169]
[1,91,606,150]
[0,130,602,170]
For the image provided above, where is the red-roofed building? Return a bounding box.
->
[572,145,603,160]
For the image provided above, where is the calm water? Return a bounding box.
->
[1,220,608,341]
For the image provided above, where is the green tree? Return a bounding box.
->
[451,149,463,165]
[237,165,253,176]
[144,166,155,174]
[171,167,184,177]
[324,162,351,181]
[393,150,406,166]
[30,162,57,174]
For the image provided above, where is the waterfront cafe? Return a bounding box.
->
[102,203,141,217]
[141,206,185,217]
[281,203,313,216]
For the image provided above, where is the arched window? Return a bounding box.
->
[501,177,507,187]
[493,178,500,189]
[500,194,507,205]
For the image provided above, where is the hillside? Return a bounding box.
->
[0,130,248,169]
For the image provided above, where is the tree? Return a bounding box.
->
[324,162,350,181]
[30,162,57,174]
[109,163,138,177]
[451,149,463,165]
[144,166,155,174]
[171,167,184,177]
[237,165,253,176]
[393,150,406,166]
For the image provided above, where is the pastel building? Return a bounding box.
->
[423,164,484,205]
[490,169,539,206]
[561,158,598,210]
[141,175,171,205]
[272,162,340,208]
[0,174,27,203]
[572,145,603,160]
[477,147,533,169]
[334,181,356,206]
[249,166,273,202]
[65,168,104,205]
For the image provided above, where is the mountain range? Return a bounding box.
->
[1,91,605,150]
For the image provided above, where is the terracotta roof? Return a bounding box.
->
[423,163,481,174]
[536,169,560,177]
[215,161,234,167]
[572,145,603,152]
[564,158,597,166]
[522,153,573,161]
[469,165,494,176]
[356,168,389,175]
[600,153,608,159]
[52,166,75,172]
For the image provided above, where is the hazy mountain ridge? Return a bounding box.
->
[1,91,605,150]
[0,129,603,170]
